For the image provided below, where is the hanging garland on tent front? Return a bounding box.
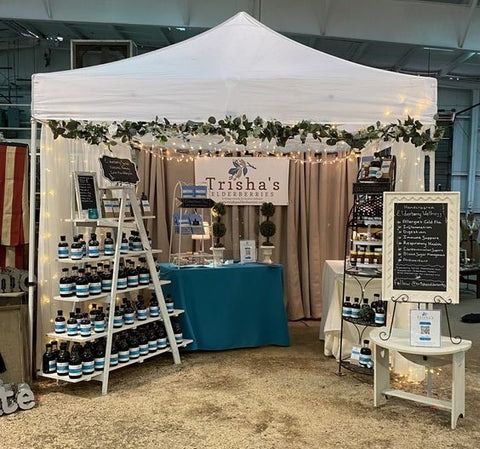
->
[47,115,443,152]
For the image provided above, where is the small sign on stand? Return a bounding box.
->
[99,155,139,184]
[410,309,441,347]
[240,240,256,263]
[74,172,102,219]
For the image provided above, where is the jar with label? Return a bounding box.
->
[374,248,382,265]
[350,249,357,267]
[364,251,373,265]
[356,247,365,265]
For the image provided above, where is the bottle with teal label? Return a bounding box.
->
[94,307,105,333]
[118,336,130,363]
[342,296,352,318]
[89,266,102,296]
[75,268,90,298]
[56,342,70,376]
[147,325,158,352]
[58,235,69,259]
[70,236,83,260]
[120,232,129,252]
[42,343,56,374]
[359,340,373,368]
[128,331,140,359]
[165,294,175,314]
[101,264,113,292]
[123,300,135,325]
[117,263,128,290]
[138,257,150,285]
[79,313,92,337]
[54,310,66,334]
[136,298,148,321]
[375,302,386,325]
[88,233,100,258]
[94,340,106,371]
[156,322,168,349]
[67,312,78,336]
[149,294,159,317]
[104,232,115,256]
[82,343,95,375]
[110,337,119,366]
[138,330,149,356]
[113,306,124,328]
[59,268,74,297]
[171,317,183,344]
[351,297,360,319]
[69,343,83,379]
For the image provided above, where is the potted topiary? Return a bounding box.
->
[211,202,227,266]
[259,202,276,263]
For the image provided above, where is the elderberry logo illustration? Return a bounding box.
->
[228,159,256,180]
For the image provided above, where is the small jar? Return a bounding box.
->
[364,251,373,265]
[374,248,382,265]
[350,249,357,267]
[356,247,365,265]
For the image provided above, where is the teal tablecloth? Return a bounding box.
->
[160,263,290,350]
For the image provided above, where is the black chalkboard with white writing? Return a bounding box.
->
[393,202,448,292]
[76,173,98,211]
[100,155,139,184]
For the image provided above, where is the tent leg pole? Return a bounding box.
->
[28,117,37,377]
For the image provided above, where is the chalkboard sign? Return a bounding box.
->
[383,192,459,304]
[74,172,102,218]
[100,155,139,184]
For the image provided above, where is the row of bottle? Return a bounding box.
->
[58,230,151,260]
[342,294,386,325]
[43,321,182,378]
[349,247,382,266]
[59,259,154,298]
[54,295,176,336]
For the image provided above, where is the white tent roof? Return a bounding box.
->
[32,12,437,127]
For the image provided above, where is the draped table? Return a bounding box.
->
[159,263,290,351]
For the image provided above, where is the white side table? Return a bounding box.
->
[370,328,472,429]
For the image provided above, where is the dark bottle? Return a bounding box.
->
[147,326,158,352]
[110,337,119,366]
[104,232,115,256]
[132,231,143,251]
[123,300,135,325]
[88,233,100,258]
[127,260,139,288]
[97,262,104,277]
[149,294,159,317]
[113,306,124,328]
[94,340,106,371]
[58,235,69,259]
[156,322,168,349]
[127,331,140,359]
[69,343,83,379]
[359,340,373,368]
[136,298,148,321]
[118,336,130,363]
[351,297,361,319]
[138,330,149,356]
[70,236,83,260]
[70,266,79,297]
[79,313,92,337]
[42,343,56,374]
[342,296,352,318]
[146,230,152,249]
[67,312,79,336]
[138,257,150,285]
[165,294,174,314]
[371,293,381,312]
[54,310,66,334]
[120,232,129,252]
[82,343,95,375]
[78,233,87,257]
[117,263,128,290]
[128,231,135,251]
[75,268,90,298]
[84,264,92,283]
[375,302,386,325]
[51,340,59,359]
[59,268,74,298]
[75,307,83,324]
[89,266,102,296]
[171,317,183,344]
[94,307,106,333]
[101,264,113,292]
[89,304,98,328]
[56,342,70,376]
[368,153,382,179]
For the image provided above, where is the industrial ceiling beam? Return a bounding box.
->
[439,51,477,76]
[459,0,479,48]
[393,47,417,72]
[2,0,480,51]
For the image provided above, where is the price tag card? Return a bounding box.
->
[240,240,256,263]
[410,309,441,347]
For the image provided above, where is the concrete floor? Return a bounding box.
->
[1,295,480,449]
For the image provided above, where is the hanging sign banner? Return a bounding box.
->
[382,192,460,304]
[194,157,289,205]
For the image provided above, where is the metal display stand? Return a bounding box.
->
[169,181,213,267]
[38,184,192,395]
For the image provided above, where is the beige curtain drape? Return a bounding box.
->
[138,152,356,320]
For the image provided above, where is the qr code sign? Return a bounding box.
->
[420,325,431,335]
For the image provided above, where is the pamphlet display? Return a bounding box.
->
[410,309,441,347]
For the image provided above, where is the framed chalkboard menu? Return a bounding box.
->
[74,172,102,219]
[382,192,460,304]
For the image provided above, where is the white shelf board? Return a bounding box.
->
[352,240,383,246]
[37,370,101,383]
[64,216,156,227]
[45,310,184,343]
[55,249,163,264]
[354,263,382,269]
[53,280,171,302]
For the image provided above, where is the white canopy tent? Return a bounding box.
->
[29,12,438,379]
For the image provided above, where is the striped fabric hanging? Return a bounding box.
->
[0,143,29,268]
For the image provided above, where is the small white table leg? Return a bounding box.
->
[451,351,466,430]
[374,345,390,407]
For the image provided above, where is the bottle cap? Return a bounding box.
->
[57,310,63,315]
[364,339,370,344]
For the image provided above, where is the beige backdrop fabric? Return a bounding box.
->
[137,151,357,320]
